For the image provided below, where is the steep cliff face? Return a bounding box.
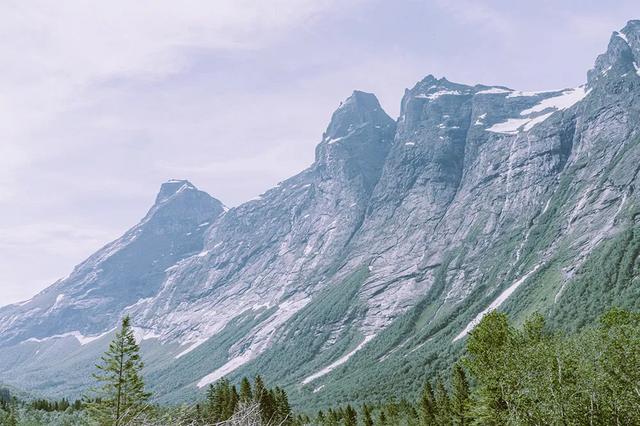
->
[1,21,640,409]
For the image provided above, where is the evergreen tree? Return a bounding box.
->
[206,378,235,422]
[227,384,239,419]
[86,315,150,425]
[253,375,275,423]
[451,363,470,425]
[273,386,292,424]
[344,404,357,426]
[239,376,253,402]
[377,410,387,425]
[419,381,436,425]
[362,404,374,426]
[434,377,451,424]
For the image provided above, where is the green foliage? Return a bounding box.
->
[200,375,293,425]
[4,309,640,426]
[85,315,151,425]
[418,381,435,425]
[463,308,640,425]
[450,363,470,425]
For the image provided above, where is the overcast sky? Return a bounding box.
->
[1,0,638,306]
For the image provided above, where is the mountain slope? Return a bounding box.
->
[2,21,640,410]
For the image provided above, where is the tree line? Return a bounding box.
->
[1,307,639,425]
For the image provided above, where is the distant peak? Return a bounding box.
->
[322,91,393,144]
[341,90,382,111]
[155,179,197,204]
[587,20,640,87]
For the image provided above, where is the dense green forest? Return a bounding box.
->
[1,308,639,425]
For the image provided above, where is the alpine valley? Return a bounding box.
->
[3,20,640,411]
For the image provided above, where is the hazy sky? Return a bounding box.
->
[1,0,638,306]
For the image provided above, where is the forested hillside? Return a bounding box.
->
[1,308,638,425]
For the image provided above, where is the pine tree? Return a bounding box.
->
[434,377,451,424]
[419,381,436,425]
[207,378,235,422]
[273,386,292,424]
[239,377,253,402]
[362,404,374,426]
[86,315,151,425]
[227,384,239,419]
[451,363,470,425]
[253,375,275,423]
[344,404,357,426]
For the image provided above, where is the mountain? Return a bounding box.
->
[2,21,640,409]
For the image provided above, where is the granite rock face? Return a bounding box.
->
[2,21,640,406]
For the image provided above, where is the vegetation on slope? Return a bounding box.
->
[2,307,639,425]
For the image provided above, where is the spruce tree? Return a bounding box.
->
[362,404,374,426]
[451,363,470,425]
[273,386,292,424]
[344,404,357,426]
[227,384,239,419]
[419,381,436,425]
[434,377,451,424]
[239,377,253,402]
[86,315,151,425]
[253,375,275,423]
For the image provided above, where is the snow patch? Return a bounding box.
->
[132,327,161,343]
[523,112,554,131]
[326,136,344,145]
[301,335,374,384]
[615,31,629,44]
[50,294,65,310]
[487,87,588,135]
[474,113,487,126]
[476,87,511,95]
[196,297,312,385]
[453,263,544,342]
[175,338,208,359]
[506,89,557,98]
[23,328,115,346]
[519,87,588,115]
[486,118,530,135]
[415,90,463,100]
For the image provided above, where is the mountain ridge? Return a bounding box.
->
[2,20,640,409]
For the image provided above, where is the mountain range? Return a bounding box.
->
[2,20,640,409]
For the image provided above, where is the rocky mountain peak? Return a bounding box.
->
[588,20,640,87]
[155,179,198,205]
[313,91,395,191]
[322,90,393,142]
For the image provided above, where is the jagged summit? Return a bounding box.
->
[322,90,393,142]
[314,91,395,191]
[155,179,198,204]
[587,20,640,86]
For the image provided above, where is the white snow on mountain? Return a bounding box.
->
[302,335,374,384]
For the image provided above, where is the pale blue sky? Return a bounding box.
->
[1,0,638,305]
